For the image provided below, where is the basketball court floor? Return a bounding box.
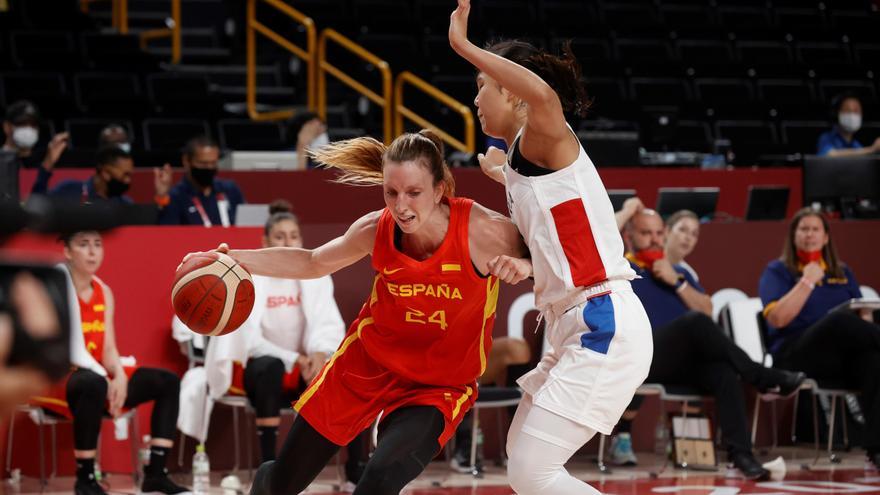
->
[5,448,879,495]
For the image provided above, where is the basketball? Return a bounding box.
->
[171,252,255,336]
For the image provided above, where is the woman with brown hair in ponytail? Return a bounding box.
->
[450,1,653,493]
[180,129,531,494]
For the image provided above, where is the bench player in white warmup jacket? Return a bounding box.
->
[450,1,653,493]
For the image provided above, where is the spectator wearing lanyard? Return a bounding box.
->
[31,145,173,205]
[157,135,245,226]
[759,208,880,469]
[610,209,805,479]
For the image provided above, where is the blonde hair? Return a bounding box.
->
[309,129,455,197]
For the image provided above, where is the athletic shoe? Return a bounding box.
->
[449,451,483,475]
[761,370,807,399]
[730,452,770,481]
[250,460,275,495]
[140,471,192,494]
[74,477,107,495]
[608,433,638,466]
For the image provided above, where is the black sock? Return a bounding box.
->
[618,419,633,434]
[258,426,279,462]
[146,446,170,477]
[76,457,95,482]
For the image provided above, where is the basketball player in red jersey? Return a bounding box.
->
[33,231,188,495]
[182,130,531,494]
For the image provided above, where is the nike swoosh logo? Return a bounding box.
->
[383,267,404,275]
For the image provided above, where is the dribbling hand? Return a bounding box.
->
[178,243,231,271]
[488,255,531,285]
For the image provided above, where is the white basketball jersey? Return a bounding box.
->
[503,131,636,311]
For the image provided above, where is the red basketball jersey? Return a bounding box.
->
[357,197,500,386]
[79,278,106,362]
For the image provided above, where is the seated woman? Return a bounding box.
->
[759,207,880,469]
[205,201,365,487]
[32,230,187,495]
[609,210,805,479]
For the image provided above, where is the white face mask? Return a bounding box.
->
[117,142,132,153]
[839,112,862,134]
[12,126,39,149]
[308,132,330,151]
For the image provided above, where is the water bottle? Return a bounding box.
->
[192,444,210,495]
[654,417,670,457]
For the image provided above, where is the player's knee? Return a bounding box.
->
[156,369,180,395]
[356,459,398,493]
[68,369,107,400]
[507,448,553,494]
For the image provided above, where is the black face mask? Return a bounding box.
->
[190,167,217,188]
[106,177,130,197]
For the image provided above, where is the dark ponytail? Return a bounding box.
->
[264,199,299,236]
[486,39,591,118]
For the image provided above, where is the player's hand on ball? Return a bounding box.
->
[178,243,230,270]
[488,255,531,284]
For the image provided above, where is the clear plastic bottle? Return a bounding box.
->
[654,417,670,457]
[192,444,210,495]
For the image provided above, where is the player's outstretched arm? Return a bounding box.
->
[182,211,380,280]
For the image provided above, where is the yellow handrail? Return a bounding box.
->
[394,71,475,154]
[246,0,316,120]
[318,28,392,144]
[80,0,180,64]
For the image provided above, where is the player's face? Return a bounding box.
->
[382,160,443,234]
[629,213,665,252]
[794,215,829,252]
[64,231,104,276]
[666,217,699,258]
[474,73,516,138]
[263,219,303,248]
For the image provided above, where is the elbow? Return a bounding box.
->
[765,311,785,329]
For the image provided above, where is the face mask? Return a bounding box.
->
[106,177,130,197]
[838,112,861,134]
[12,126,39,149]
[117,142,131,153]
[796,249,822,265]
[190,167,217,188]
[634,249,665,270]
[308,132,330,151]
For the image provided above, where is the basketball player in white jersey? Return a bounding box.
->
[450,1,653,493]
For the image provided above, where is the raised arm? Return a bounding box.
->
[183,211,380,280]
[449,0,576,168]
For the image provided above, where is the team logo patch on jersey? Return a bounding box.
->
[382,267,404,275]
[441,263,461,272]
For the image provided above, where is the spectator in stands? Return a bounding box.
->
[664,209,701,283]
[287,112,329,170]
[31,145,173,205]
[759,208,880,469]
[606,210,804,479]
[818,93,880,157]
[2,100,69,170]
[615,196,645,232]
[158,135,245,226]
[31,231,189,495]
[98,123,132,153]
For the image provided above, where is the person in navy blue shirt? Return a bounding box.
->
[613,209,804,479]
[817,93,880,157]
[759,208,880,469]
[157,135,245,226]
[31,146,173,205]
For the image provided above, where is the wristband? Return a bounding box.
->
[675,280,689,293]
[799,277,815,290]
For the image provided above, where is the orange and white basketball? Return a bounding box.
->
[171,252,255,336]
